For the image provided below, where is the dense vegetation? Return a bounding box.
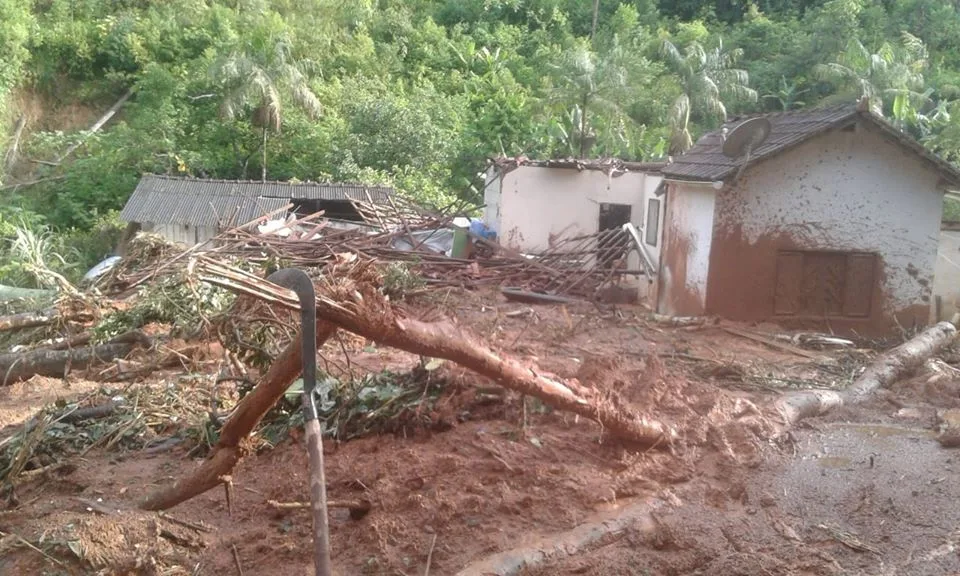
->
[2,0,960,286]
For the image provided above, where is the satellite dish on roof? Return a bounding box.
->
[721,117,771,184]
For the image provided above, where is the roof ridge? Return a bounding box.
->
[140,173,394,190]
[723,102,857,127]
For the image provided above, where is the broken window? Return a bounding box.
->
[645,198,660,247]
[774,250,877,318]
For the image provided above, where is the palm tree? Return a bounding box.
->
[212,37,322,180]
[813,32,929,118]
[546,37,651,158]
[659,37,757,154]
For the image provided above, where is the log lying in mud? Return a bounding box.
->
[140,322,337,511]
[0,307,90,333]
[776,321,958,425]
[0,343,135,384]
[0,331,151,384]
[455,498,665,576]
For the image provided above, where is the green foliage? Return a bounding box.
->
[0,0,33,121]
[944,197,960,223]
[92,275,235,342]
[259,366,447,445]
[0,218,79,290]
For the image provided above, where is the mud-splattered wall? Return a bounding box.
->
[657,183,716,316]
[706,121,943,334]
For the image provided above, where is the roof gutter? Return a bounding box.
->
[659,178,725,194]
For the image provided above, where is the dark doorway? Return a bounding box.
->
[597,203,632,269]
[599,203,632,231]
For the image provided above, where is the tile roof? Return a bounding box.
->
[661,103,960,185]
[120,175,395,226]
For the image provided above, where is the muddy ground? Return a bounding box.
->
[1,288,959,575]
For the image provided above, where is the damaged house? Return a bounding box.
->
[658,102,960,335]
[119,174,393,246]
[483,158,666,300]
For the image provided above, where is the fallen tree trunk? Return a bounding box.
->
[194,257,675,447]
[54,87,134,164]
[0,284,55,302]
[140,321,337,511]
[776,321,957,425]
[0,342,138,384]
[0,308,90,332]
[455,498,665,576]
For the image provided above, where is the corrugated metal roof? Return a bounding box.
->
[120,175,395,226]
[661,103,960,185]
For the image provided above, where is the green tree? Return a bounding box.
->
[659,35,758,154]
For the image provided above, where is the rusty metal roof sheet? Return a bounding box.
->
[661,103,960,185]
[120,175,395,225]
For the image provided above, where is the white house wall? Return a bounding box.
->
[656,183,716,315]
[707,122,943,331]
[496,166,648,252]
[152,223,217,246]
[933,228,960,322]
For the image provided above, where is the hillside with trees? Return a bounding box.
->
[2,0,960,286]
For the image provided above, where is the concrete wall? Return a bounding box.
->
[933,227,960,322]
[494,166,649,252]
[706,121,944,334]
[482,166,501,235]
[656,182,716,316]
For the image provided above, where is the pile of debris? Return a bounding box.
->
[93,195,646,304]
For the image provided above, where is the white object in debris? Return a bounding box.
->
[792,333,855,349]
[452,217,470,229]
[391,228,456,256]
[82,256,122,282]
[257,218,292,237]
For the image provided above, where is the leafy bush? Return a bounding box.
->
[380,261,426,300]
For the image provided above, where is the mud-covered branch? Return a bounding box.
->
[140,322,337,511]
